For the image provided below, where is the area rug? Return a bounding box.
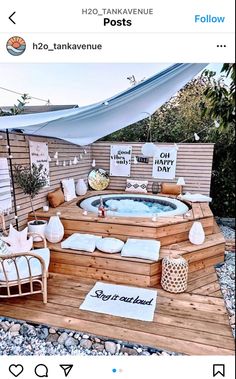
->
[80,282,157,321]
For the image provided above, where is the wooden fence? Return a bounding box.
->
[92,142,214,195]
[0,131,91,229]
[0,132,214,229]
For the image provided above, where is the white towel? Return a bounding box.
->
[0,158,12,214]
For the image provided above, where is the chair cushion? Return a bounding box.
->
[0,248,50,281]
[61,233,102,253]
[61,178,76,201]
[121,239,160,261]
[125,179,148,193]
[161,183,181,195]
[47,188,65,208]
[96,238,124,254]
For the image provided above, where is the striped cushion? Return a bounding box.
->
[0,234,12,272]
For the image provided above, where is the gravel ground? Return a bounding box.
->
[219,225,235,240]
[0,221,235,356]
[0,320,181,356]
[216,252,235,338]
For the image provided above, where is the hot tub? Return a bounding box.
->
[79,194,189,217]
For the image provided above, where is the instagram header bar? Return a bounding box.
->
[0,0,235,62]
[1,0,235,33]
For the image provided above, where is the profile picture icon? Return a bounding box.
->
[6,36,26,56]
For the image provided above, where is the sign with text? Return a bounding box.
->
[29,140,50,186]
[110,145,132,177]
[80,282,157,321]
[152,146,177,179]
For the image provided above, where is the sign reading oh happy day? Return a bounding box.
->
[152,146,178,179]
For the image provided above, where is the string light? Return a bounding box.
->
[91,159,96,167]
[0,86,50,104]
[73,156,78,165]
[54,152,58,159]
[194,132,200,141]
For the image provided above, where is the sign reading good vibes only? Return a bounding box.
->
[110,145,132,177]
[80,282,157,321]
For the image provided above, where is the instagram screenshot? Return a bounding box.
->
[0,0,235,378]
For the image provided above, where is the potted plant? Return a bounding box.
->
[14,163,48,240]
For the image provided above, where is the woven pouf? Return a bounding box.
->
[161,254,188,293]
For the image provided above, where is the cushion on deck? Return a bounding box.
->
[125,179,148,193]
[47,187,65,208]
[121,239,160,261]
[161,183,181,195]
[96,238,124,254]
[61,233,102,253]
[61,178,76,201]
[178,193,212,202]
[0,248,50,281]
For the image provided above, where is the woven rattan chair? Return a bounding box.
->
[0,214,49,304]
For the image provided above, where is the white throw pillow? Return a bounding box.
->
[61,233,102,253]
[121,239,160,261]
[61,178,76,201]
[1,225,33,254]
[96,238,124,254]
[179,193,212,202]
[125,179,148,193]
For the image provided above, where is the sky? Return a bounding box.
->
[0,63,224,107]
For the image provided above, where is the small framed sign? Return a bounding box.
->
[136,156,149,164]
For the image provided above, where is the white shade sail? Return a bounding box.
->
[0,63,207,146]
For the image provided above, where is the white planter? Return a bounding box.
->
[189,221,205,245]
[45,215,64,243]
[76,179,87,196]
[28,220,47,242]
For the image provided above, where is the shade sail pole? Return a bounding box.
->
[6,129,19,230]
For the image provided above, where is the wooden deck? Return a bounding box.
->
[29,191,216,248]
[1,191,232,355]
[28,191,225,287]
[0,267,234,356]
[47,231,225,287]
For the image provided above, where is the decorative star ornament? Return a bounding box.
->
[1,224,33,254]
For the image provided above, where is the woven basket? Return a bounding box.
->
[161,245,188,293]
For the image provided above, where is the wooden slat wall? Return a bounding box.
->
[0,131,91,229]
[91,142,214,195]
[0,133,214,230]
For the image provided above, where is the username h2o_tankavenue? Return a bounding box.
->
[81,8,154,27]
[32,42,103,51]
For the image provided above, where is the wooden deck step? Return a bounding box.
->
[48,231,225,287]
